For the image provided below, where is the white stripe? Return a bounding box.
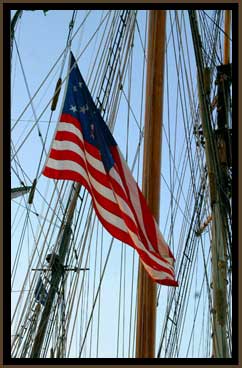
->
[94,191,170,270]
[88,174,116,202]
[51,141,121,210]
[117,148,154,252]
[85,150,105,174]
[127,228,175,273]
[93,197,127,232]
[109,167,128,195]
[52,139,105,176]
[109,166,144,227]
[142,263,175,281]
[56,122,106,175]
[155,222,172,257]
[57,121,84,143]
[46,154,175,279]
[90,173,139,233]
[45,158,89,182]
[46,158,129,233]
[109,167,140,226]
[52,140,85,160]
[47,141,136,230]
[51,145,137,233]
[117,148,172,259]
[112,151,172,261]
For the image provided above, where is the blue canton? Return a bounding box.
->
[62,52,117,172]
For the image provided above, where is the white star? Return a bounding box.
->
[70,105,77,113]
[80,104,89,114]
[78,81,83,88]
[90,124,95,139]
[80,105,86,114]
[73,86,78,92]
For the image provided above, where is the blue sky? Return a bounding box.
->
[10,9,223,358]
[11,10,150,358]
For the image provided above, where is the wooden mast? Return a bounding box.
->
[210,10,231,357]
[30,183,81,358]
[135,10,166,358]
[189,10,231,358]
[223,10,231,65]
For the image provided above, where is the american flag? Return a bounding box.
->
[43,52,178,286]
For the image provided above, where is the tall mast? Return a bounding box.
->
[135,10,166,358]
[189,10,231,358]
[30,183,81,358]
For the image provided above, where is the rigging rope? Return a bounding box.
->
[11,9,232,358]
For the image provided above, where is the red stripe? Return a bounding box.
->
[60,113,82,131]
[86,161,143,235]
[109,147,178,273]
[156,279,178,286]
[44,162,173,276]
[138,187,159,253]
[54,130,101,161]
[44,166,177,285]
[55,114,101,159]
[90,185,139,235]
[49,141,101,180]
[43,166,90,190]
[92,200,132,245]
[137,248,175,277]
[44,119,177,285]
[83,157,140,235]
[84,140,101,160]
[85,160,110,187]
[49,148,87,170]
[47,147,139,235]
[110,147,157,253]
[55,131,84,149]
[86,161,130,205]
[90,177,174,275]
[148,273,178,286]
[93,197,174,278]
[44,164,173,277]
[108,170,131,204]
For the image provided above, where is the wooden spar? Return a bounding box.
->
[223,10,231,65]
[135,10,166,358]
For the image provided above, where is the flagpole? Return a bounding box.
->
[135,10,166,358]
